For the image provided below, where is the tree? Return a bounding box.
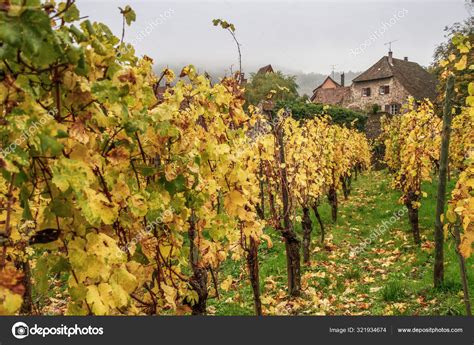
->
[244,71,299,107]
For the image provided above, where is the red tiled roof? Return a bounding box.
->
[310,86,350,105]
[313,76,341,92]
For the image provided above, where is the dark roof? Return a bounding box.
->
[257,64,274,74]
[313,76,341,92]
[352,57,393,82]
[352,56,437,100]
[310,86,350,105]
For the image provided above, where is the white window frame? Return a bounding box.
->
[390,104,399,115]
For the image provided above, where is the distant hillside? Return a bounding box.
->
[153,64,361,97]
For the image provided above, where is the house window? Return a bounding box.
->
[362,87,371,97]
[387,104,399,115]
[379,85,390,95]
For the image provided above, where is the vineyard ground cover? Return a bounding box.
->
[208,170,474,315]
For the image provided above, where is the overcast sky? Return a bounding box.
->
[77,0,470,75]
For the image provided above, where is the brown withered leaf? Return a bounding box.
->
[107,146,129,165]
[118,70,136,84]
[69,122,89,144]
[0,264,25,296]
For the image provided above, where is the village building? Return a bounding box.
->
[255,64,276,111]
[311,52,437,115]
[309,75,350,106]
[257,64,274,75]
[241,64,274,85]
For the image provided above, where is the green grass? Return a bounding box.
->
[208,170,474,315]
[382,281,407,302]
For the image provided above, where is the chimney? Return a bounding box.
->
[404,56,408,61]
[340,72,345,87]
[388,51,393,65]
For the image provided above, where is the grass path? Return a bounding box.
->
[210,170,474,315]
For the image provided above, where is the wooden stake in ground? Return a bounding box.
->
[453,223,472,316]
[434,75,455,288]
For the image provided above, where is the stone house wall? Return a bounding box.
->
[346,77,411,112]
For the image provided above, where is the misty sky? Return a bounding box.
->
[77,0,470,75]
